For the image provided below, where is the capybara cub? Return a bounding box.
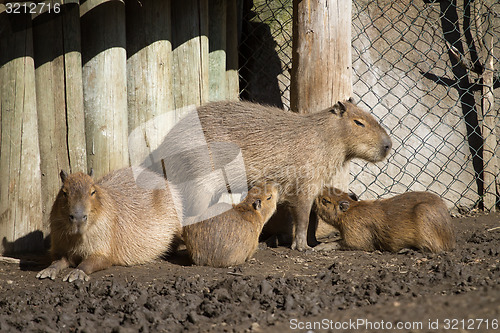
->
[314,188,455,253]
[159,99,392,251]
[37,167,182,282]
[183,183,278,267]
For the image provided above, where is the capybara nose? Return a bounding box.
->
[383,137,392,154]
[70,214,87,223]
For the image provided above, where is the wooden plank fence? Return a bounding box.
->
[0,0,239,254]
[0,11,44,253]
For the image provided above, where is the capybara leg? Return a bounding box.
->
[36,257,70,280]
[307,209,320,247]
[291,202,313,251]
[63,255,112,282]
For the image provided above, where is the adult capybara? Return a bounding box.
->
[314,187,456,253]
[183,183,278,267]
[156,99,392,251]
[37,167,182,282]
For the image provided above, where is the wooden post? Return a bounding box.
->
[81,0,128,179]
[481,11,498,212]
[33,3,87,233]
[126,0,174,160]
[171,0,209,109]
[0,8,44,254]
[291,0,353,238]
[291,0,353,114]
[208,0,227,102]
[225,0,240,100]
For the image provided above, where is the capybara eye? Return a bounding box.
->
[62,190,67,197]
[322,198,331,205]
[91,190,96,196]
[267,195,272,200]
[354,119,365,127]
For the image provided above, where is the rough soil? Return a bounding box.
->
[0,213,499,333]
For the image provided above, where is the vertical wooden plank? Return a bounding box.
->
[33,3,87,234]
[208,0,227,101]
[171,0,209,109]
[290,0,353,239]
[81,0,128,179]
[63,4,88,173]
[126,0,174,160]
[0,7,44,254]
[291,0,353,111]
[225,0,239,100]
[481,17,498,212]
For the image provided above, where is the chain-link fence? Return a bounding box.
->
[239,0,293,109]
[239,0,500,213]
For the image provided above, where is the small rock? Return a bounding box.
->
[250,322,261,332]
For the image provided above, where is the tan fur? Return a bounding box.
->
[161,99,391,251]
[183,183,278,267]
[315,187,456,253]
[38,167,182,281]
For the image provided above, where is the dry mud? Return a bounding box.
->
[0,213,499,332]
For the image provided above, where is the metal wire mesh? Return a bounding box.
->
[239,0,293,110]
[239,0,500,212]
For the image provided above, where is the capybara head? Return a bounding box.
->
[57,169,100,235]
[326,98,392,163]
[242,182,279,221]
[314,187,358,227]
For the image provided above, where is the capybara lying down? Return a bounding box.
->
[183,183,278,267]
[314,187,455,253]
[37,167,182,282]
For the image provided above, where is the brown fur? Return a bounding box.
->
[37,167,182,282]
[161,99,391,251]
[314,187,456,253]
[183,183,278,267]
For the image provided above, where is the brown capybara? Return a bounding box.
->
[314,187,455,253]
[158,99,392,251]
[37,167,182,282]
[183,183,278,267]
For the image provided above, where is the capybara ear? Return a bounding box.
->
[348,192,359,201]
[60,170,68,183]
[337,101,347,116]
[253,199,262,211]
[348,97,355,104]
[88,168,94,178]
[329,102,347,116]
[339,200,350,212]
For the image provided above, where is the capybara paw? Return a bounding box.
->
[36,267,58,280]
[291,240,312,252]
[314,242,341,252]
[63,269,90,283]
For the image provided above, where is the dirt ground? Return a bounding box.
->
[0,213,499,333]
